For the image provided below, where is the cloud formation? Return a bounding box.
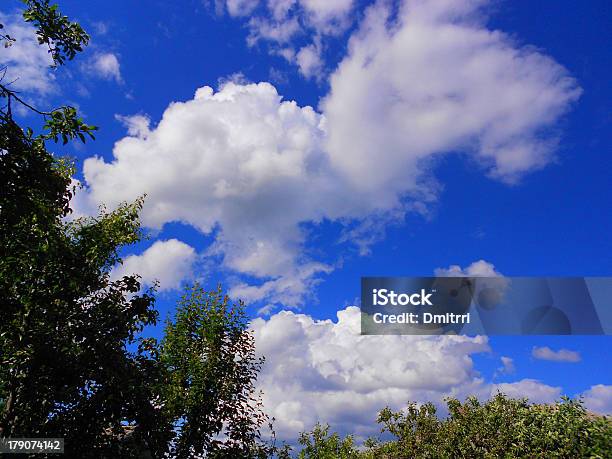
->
[435,260,502,277]
[491,379,561,404]
[252,306,490,439]
[111,239,197,291]
[0,11,55,96]
[532,346,581,363]
[224,0,259,17]
[83,82,338,306]
[85,52,123,83]
[581,385,612,415]
[322,0,582,190]
[79,0,580,308]
[251,306,564,440]
[0,11,122,107]
[494,356,515,378]
[218,0,354,78]
[295,41,324,79]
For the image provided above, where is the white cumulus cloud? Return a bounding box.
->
[115,113,151,138]
[435,260,502,277]
[251,305,566,440]
[246,0,354,39]
[299,0,353,33]
[494,356,515,378]
[581,384,612,415]
[252,306,491,439]
[85,52,123,83]
[235,0,354,77]
[225,0,260,17]
[491,379,561,404]
[111,239,197,291]
[82,82,339,306]
[0,11,55,96]
[532,346,581,363]
[322,0,582,192]
[296,42,323,80]
[78,0,581,308]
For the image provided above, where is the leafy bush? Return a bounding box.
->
[296,394,611,459]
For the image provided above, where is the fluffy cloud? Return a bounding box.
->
[225,0,260,17]
[299,0,353,33]
[295,41,324,80]
[531,346,581,363]
[252,306,490,439]
[500,356,515,373]
[323,0,581,190]
[115,113,151,138]
[491,379,561,404]
[252,306,566,440]
[82,82,340,305]
[85,52,123,83]
[435,260,502,277]
[0,11,55,96]
[245,0,354,38]
[247,16,300,46]
[79,0,580,308]
[111,239,197,291]
[230,261,334,309]
[581,385,612,415]
[232,0,354,77]
[494,356,515,378]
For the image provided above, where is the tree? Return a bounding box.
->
[0,4,277,457]
[1,0,95,142]
[0,2,170,457]
[0,4,273,457]
[159,285,272,458]
[328,394,611,459]
[296,423,360,459]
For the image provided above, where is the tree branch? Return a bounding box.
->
[0,82,62,117]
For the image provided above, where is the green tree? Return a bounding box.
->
[1,0,95,141]
[297,423,360,459]
[159,285,272,458]
[368,394,612,459]
[0,2,170,457]
[0,4,278,457]
[295,396,611,459]
[0,4,276,457]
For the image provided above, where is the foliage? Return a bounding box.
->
[0,2,166,457]
[0,104,170,456]
[159,285,272,458]
[0,1,96,144]
[22,0,89,66]
[0,4,276,456]
[297,423,360,459]
[296,394,611,459]
[41,105,97,144]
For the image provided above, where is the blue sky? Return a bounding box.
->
[2,0,611,440]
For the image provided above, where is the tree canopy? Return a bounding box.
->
[0,2,164,455]
[0,2,269,457]
[297,395,611,459]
